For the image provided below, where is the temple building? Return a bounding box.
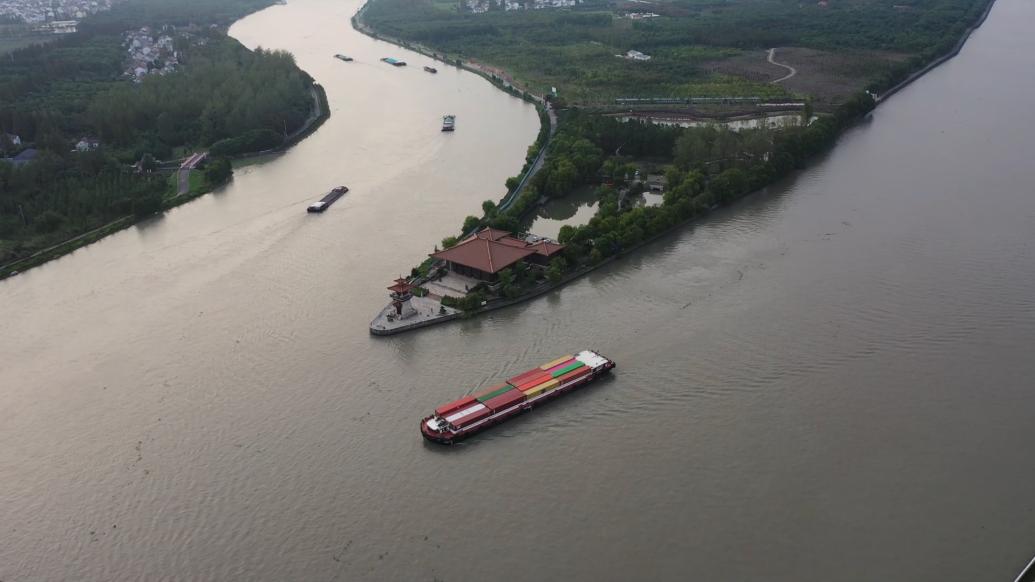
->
[429,227,565,281]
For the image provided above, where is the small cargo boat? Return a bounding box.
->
[441,114,455,132]
[307,186,349,213]
[423,65,438,73]
[381,57,407,67]
[334,54,353,62]
[421,350,615,444]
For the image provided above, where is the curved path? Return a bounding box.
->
[767,47,797,83]
[499,106,557,213]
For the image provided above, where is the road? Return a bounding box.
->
[767,47,797,83]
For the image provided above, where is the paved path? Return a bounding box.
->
[767,48,797,83]
[498,106,558,213]
[176,152,207,195]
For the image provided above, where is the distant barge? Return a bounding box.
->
[381,57,407,66]
[423,65,438,73]
[441,114,455,132]
[334,54,353,62]
[307,186,348,213]
[421,350,615,444]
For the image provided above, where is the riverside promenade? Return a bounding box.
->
[369,295,462,335]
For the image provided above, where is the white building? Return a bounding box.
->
[75,137,100,151]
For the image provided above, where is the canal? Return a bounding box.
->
[1,0,1034,579]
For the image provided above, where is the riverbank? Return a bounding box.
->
[875,0,998,103]
[0,81,329,282]
[351,3,545,105]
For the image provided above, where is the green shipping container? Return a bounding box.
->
[476,385,514,403]
[551,361,584,378]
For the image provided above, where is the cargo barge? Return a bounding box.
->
[421,350,615,444]
[423,65,438,74]
[307,185,349,213]
[441,114,455,132]
[334,54,353,62]
[381,57,407,67]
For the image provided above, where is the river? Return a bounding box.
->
[2,0,1034,579]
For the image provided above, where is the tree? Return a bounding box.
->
[557,224,576,244]
[462,215,481,233]
[132,193,163,218]
[545,158,577,197]
[674,131,709,169]
[140,153,157,173]
[497,267,522,298]
[546,256,567,283]
[0,133,14,156]
[708,168,749,203]
[441,235,459,248]
[481,199,497,217]
[34,210,65,234]
[203,157,232,186]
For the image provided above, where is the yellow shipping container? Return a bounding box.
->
[539,355,574,370]
[523,379,559,398]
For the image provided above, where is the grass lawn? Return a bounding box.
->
[188,170,206,195]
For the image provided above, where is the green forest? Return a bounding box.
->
[362,0,992,102]
[436,94,875,308]
[0,0,317,270]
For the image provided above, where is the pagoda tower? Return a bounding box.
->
[386,278,416,318]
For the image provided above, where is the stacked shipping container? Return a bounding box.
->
[439,355,600,428]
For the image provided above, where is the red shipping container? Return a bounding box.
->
[556,366,592,384]
[473,383,510,400]
[436,395,476,417]
[452,406,491,428]
[514,371,552,390]
[516,376,554,393]
[507,367,548,386]
[482,388,526,413]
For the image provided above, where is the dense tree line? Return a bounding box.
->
[0,0,282,143]
[0,0,316,268]
[0,151,168,263]
[549,94,875,269]
[363,0,991,101]
[86,42,312,159]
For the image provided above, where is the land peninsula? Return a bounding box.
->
[360,0,995,334]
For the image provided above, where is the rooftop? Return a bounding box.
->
[432,227,565,273]
[431,236,537,274]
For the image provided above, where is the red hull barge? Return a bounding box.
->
[421,350,615,444]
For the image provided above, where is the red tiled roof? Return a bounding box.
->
[528,240,565,257]
[497,235,530,248]
[431,237,536,274]
[464,227,512,242]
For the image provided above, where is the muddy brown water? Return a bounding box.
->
[2,0,1035,579]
